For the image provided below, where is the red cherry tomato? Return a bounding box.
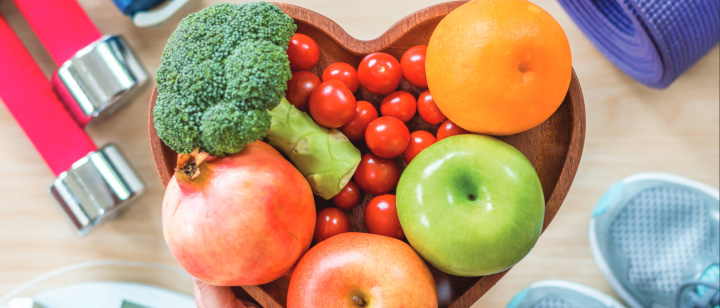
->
[353,153,401,195]
[437,119,470,140]
[340,101,378,142]
[357,52,402,95]
[364,194,404,240]
[400,45,428,88]
[332,180,363,210]
[322,63,359,93]
[365,117,410,158]
[314,207,350,244]
[287,34,319,71]
[417,90,446,125]
[402,130,436,163]
[286,71,321,111]
[380,91,417,123]
[309,80,357,128]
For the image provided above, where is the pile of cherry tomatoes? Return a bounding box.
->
[286,33,469,245]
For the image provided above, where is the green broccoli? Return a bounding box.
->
[154,2,296,155]
[154,2,361,199]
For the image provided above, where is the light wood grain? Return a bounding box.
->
[0,1,717,307]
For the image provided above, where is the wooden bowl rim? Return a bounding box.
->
[274,1,468,54]
[147,2,586,307]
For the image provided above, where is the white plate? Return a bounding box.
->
[34,281,194,308]
[1,260,195,308]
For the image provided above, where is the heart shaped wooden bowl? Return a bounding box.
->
[148,2,585,307]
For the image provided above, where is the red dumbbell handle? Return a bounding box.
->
[0,16,97,176]
[10,0,102,66]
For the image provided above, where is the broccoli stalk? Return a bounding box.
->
[267,99,360,199]
[154,2,360,199]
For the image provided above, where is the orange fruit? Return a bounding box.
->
[426,0,572,135]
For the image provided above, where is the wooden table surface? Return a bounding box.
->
[0,0,717,307]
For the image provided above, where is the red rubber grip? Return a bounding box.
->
[0,16,97,176]
[10,0,102,65]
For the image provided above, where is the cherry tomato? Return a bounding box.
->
[287,33,319,71]
[364,194,404,239]
[402,130,436,163]
[332,180,363,210]
[353,152,401,195]
[357,52,402,95]
[417,90,446,125]
[286,71,321,111]
[322,63,359,93]
[366,116,410,158]
[314,207,350,244]
[380,91,417,123]
[309,80,357,128]
[340,101,378,142]
[400,45,428,88]
[437,119,470,140]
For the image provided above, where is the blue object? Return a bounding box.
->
[506,288,529,308]
[112,0,166,16]
[506,280,627,308]
[558,0,719,88]
[589,173,720,308]
[593,181,623,217]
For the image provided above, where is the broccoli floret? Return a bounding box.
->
[225,40,291,110]
[200,104,271,155]
[154,2,296,156]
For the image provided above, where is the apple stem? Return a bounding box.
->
[352,295,366,307]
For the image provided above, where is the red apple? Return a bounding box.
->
[162,141,316,286]
[287,232,437,308]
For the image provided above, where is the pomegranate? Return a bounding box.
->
[162,141,316,286]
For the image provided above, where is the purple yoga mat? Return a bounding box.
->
[559,0,719,89]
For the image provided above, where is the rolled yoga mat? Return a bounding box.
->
[558,0,719,89]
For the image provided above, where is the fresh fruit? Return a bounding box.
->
[286,71,321,111]
[332,180,363,210]
[365,194,404,240]
[288,33,319,71]
[322,62,360,92]
[357,52,402,95]
[436,119,469,140]
[309,80,357,128]
[417,90,446,125]
[365,116,410,158]
[287,233,437,308]
[380,90,417,123]
[266,99,361,200]
[162,142,316,286]
[426,0,572,135]
[155,5,359,200]
[314,207,350,244]
[400,45,428,88]
[354,152,401,195]
[339,101,378,142]
[402,130,436,163]
[396,134,545,276]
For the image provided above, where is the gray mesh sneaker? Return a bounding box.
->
[506,280,627,308]
[589,173,719,308]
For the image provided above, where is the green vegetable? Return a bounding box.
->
[267,99,361,199]
[154,2,361,199]
[154,2,296,155]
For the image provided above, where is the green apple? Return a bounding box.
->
[396,134,544,276]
